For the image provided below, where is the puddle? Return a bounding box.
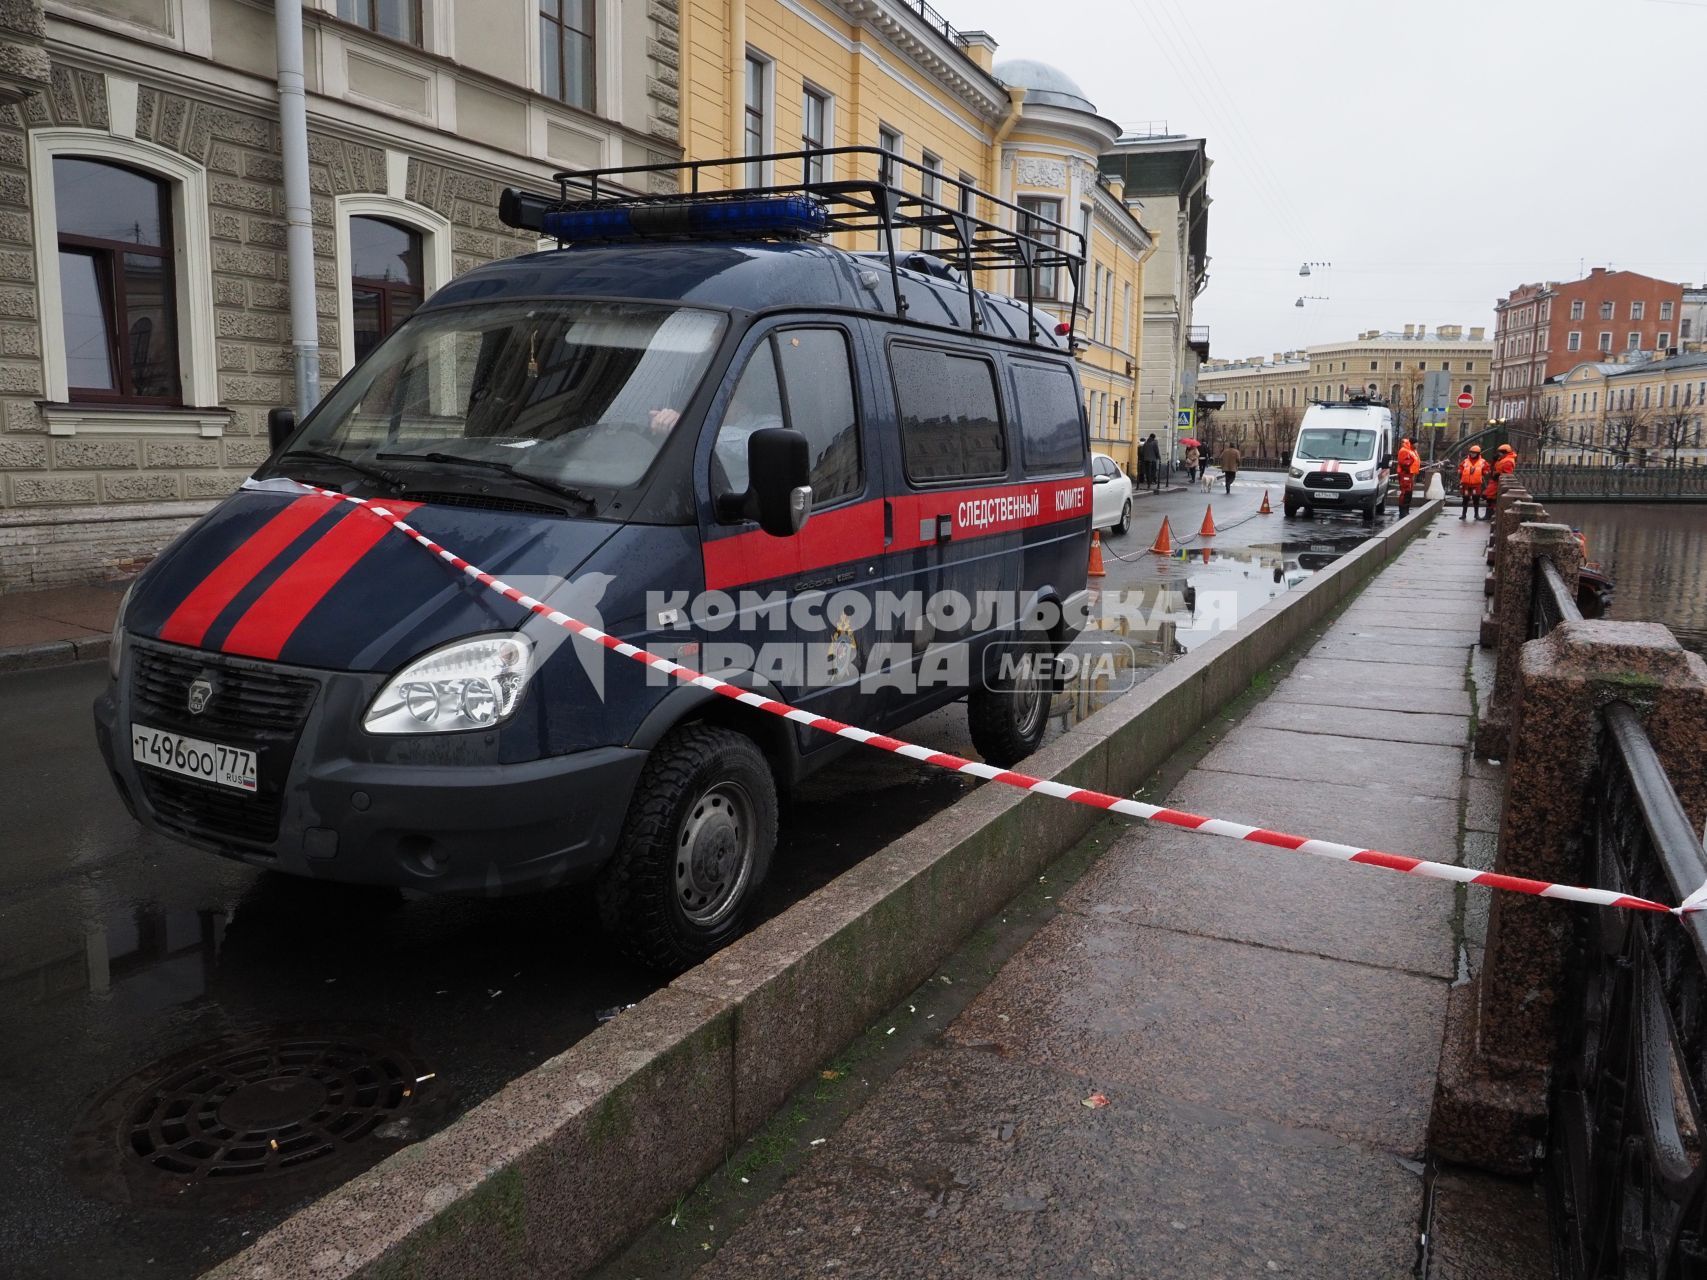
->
[1042,529,1371,733]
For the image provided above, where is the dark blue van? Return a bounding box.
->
[95,150,1093,970]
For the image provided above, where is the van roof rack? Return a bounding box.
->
[497,146,1086,347]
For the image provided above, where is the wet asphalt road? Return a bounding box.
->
[0,470,1388,1279]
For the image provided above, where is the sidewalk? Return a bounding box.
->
[0,580,126,672]
[683,514,1547,1277]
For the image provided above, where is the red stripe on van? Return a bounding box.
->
[701,499,886,592]
[700,476,1090,591]
[158,494,342,647]
[220,501,420,660]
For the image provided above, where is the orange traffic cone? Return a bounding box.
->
[1199,504,1217,537]
[1088,530,1106,578]
[1148,517,1173,555]
[1259,488,1273,515]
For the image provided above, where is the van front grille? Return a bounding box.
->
[139,772,284,848]
[1304,472,1354,490]
[132,644,318,738]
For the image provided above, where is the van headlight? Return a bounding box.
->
[364,633,534,734]
[1355,468,1375,482]
[109,582,136,679]
[1288,467,1304,479]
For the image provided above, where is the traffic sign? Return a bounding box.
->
[1177,408,1194,430]
[1457,391,1475,409]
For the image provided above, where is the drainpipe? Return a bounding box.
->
[729,0,746,188]
[987,86,1025,195]
[275,0,319,417]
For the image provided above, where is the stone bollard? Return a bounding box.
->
[1476,522,1579,758]
[1480,499,1545,647]
[1430,619,1707,1173]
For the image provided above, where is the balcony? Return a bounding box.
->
[1186,325,1211,360]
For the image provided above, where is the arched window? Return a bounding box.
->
[54,157,180,403]
[349,216,424,363]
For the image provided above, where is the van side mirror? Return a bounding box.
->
[719,427,813,537]
[266,407,296,453]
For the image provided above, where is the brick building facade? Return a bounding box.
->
[0,0,680,589]
[1491,268,1685,422]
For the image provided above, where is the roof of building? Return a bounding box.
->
[1607,351,1707,378]
[994,58,1097,112]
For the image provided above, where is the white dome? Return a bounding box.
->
[993,59,1097,113]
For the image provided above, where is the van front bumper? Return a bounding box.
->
[94,641,648,895]
[1286,475,1381,505]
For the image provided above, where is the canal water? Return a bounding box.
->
[1549,504,1707,656]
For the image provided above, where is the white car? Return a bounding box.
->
[1091,452,1134,534]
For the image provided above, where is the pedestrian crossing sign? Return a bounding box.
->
[1177,408,1194,430]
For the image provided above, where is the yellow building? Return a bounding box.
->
[1543,353,1707,467]
[675,3,1154,471]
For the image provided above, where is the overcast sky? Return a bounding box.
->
[952,0,1706,359]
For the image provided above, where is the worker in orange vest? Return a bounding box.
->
[1458,445,1489,521]
[1395,437,1421,515]
[1484,443,1516,515]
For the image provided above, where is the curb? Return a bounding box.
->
[0,634,110,674]
[203,501,1444,1280]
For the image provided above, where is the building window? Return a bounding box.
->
[920,151,941,249]
[337,0,421,45]
[957,172,976,222]
[1599,331,1613,352]
[1659,332,1672,350]
[1567,331,1581,351]
[1631,300,1645,321]
[55,157,181,403]
[742,54,771,187]
[877,125,902,186]
[1627,331,1642,350]
[1571,299,1585,320]
[1017,195,1062,300]
[348,216,424,364]
[801,86,830,183]
[539,0,595,110]
[1598,301,1614,320]
[1660,300,1674,321]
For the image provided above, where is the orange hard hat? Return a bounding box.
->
[1498,443,1513,453]
[1469,444,1481,454]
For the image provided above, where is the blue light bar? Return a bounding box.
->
[542,195,828,243]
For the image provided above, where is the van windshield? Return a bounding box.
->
[288,300,727,496]
[1294,427,1378,462]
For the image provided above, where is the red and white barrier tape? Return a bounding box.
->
[301,484,1688,918]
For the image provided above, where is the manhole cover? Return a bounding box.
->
[71,1024,443,1207]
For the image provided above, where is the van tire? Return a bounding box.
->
[596,724,777,973]
[969,634,1052,767]
[1283,496,1301,518]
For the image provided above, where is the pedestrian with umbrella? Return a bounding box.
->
[1182,438,1201,484]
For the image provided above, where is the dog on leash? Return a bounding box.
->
[1199,468,1216,494]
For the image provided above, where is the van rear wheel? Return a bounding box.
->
[597,724,777,973]
[969,635,1052,767]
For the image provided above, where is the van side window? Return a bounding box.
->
[775,328,861,507]
[713,326,862,508]
[1011,360,1083,473]
[712,344,785,499]
[891,345,1006,483]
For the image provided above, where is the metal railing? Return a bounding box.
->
[1530,555,1707,1277]
[1521,464,1707,504]
[1548,703,1707,1279]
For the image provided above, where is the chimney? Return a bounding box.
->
[959,30,998,73]
[1469,326,1486,341]
[1439,324,1461,340]
[1590,266,1608,278]
[1403,324,1415,339]
[1273,352,1284,364]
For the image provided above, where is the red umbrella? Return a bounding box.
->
[1179,437,1202,448]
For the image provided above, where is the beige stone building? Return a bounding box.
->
[1541,352,1707,467]
[0,0,679,587]
[1199,325,1492,460]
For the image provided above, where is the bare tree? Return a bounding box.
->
[1526,398,1562,461]
[1655,404,1694,467]
[1602,405,1651,463]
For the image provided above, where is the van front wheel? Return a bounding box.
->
[969,635,1052,767]
[597,724,777,973]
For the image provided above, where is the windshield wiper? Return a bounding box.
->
[275,449,407,492]
[376,451,597,511]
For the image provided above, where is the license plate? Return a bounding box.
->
[1315,492,1339,501]
[131,724,257,793]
